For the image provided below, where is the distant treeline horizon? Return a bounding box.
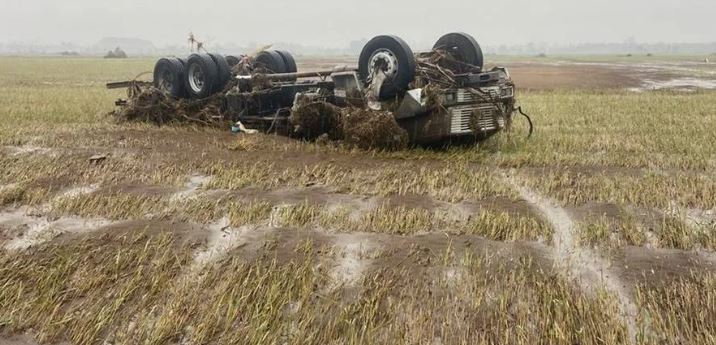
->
[1,37,714,57]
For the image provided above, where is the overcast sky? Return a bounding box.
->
[1,0,714,48]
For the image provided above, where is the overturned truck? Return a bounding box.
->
[110,33,525,147]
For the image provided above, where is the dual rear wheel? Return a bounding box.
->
[357,32,484,100]
[183,53,233,98]
[153,57,187,98]
[254,50,298,80]
[153,50,298,99]
[154,33,482,101]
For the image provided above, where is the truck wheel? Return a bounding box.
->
[358,35,416,100]
[153,57,186,98]
[184,53,219,99]
[226,55,242,67]
[177,58,189,97]
[276,50,297,80]
[276,50,297,73]
[433,32,484,70]
[209,53,231,92]
[254,50,287,74]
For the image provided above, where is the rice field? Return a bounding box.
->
[0,56,715,344]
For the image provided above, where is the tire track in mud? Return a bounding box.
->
[503,172,639,342]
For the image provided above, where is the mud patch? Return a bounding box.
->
[3,145,56,157]
[442,266,467,288]
[684,207,716,229]
[570,202,625,221]
[328,234,380,290]
[219,185,538,224]
[700,251,716,267]
[0,183,19,191]
[503,62,643,90]
[192,216,272,269]
[1,207,114,251]
[614,246,715,288]
[171,175,212,202]
[55,184,100,200]
[0,335,55,345]
[630,78,716,92]
[109,183,176,198]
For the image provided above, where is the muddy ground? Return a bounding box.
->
[298,56,716,91]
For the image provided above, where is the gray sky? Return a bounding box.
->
[1,0,714,48]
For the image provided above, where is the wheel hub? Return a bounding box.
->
[188,64,205,93]
[368,49,399,80]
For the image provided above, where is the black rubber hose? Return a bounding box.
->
[516,106,533,138]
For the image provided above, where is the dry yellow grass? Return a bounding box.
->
[0,234,633,345]
[636,271,716,344]
[0,231,193,344]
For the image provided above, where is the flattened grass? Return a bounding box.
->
[0,231,192,344]
[636,271,716,344]
[270,201,551,241]
[205,161,516,203]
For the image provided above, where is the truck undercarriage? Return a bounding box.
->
[110,33,527,148]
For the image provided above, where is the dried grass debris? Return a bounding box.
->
[110,84,227,126]
[289,96,343,140]
[341,108,408,150]
[289,99,409,151]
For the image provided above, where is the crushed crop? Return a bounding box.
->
[111,83,226,126]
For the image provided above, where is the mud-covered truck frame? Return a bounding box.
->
[112,32,520,145]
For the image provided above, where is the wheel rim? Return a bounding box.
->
[159,69,173,93]
[368,48,399,80]
[188,64,205,93]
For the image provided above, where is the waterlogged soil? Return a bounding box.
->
[613,246,715,289]
[297,56,716,91]
[2,175,715,344]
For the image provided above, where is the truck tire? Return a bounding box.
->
[184,53,219,99]
[226,55,242,67]
[276,50,297,80]
[209,53,231,92]
[276,50,297,73]
[254,50,287,74]
[358,35,416,100]
[433,32,484,70]
[153,57,187,98]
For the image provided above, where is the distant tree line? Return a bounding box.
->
[104,47,127,59]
